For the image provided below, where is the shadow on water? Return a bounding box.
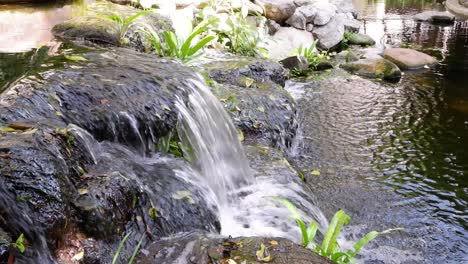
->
[287,0,468,263]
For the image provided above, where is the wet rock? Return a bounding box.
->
[383,48,438,70]
[329,0,356,14]
[203,57,286,87]
[316,60,334,71]
[340,58,401,81]
[345,32,376,46]
[52,2,171,52]
[311,1,337,26]
[139,232,332,264]
[312,16,344,49]
[0,47,194,153]
[280,55,309,71]
[414,11,455,23]
[213,81,297,148]
[254,0,296,23]
[265,27,315,60]
[333,49,360,64]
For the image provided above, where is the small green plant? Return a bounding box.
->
[144,19,216,62]
[11,234,25,253]
[275,198,403,264]
[112,233,145,264]
[296,40,329,70]
[107,9,153,45]
[341,31,351,50]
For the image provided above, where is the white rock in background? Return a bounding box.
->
[254,0,296,23]
[264,27,314,60]
[312,15,344,49]
[311,1,337,25]
[335,13,361,32]
[285,4,317,29]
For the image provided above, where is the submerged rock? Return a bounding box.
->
[340,58,401,81]
[383,48,438,69]
[139,232,332,264]
[52,2,171,52]
[414,11,455,23]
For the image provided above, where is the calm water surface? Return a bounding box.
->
[290,0,467,263]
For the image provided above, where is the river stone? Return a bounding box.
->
[462,0,468,8]
[139,232,332,264]
[346,32,376,46]
[383,48,437,69]
[446,0,468,17]
[312,16,344,49]
[340,58,401,81]
[280,55,309,71]
[254,0,296,23]
[311,1,337,26]
[414,11,455,23]
[52,2,171,52]
[265,27,315,60]
[336,13,361,32]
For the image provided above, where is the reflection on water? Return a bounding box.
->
[0,3,72,53]
[289,0,467,263]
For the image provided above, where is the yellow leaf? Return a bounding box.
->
[311,170,321,176]
[269,240,278,246]
[65,55,88,62]
[72,251,84,261]
[78,188,88,195]
[244,77,254,87]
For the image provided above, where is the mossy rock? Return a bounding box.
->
[345,32,376,46]
[52,1,171,52]
[340,58,401,81]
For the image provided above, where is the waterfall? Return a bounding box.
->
[175,77,254,205]
[175,76,328,240]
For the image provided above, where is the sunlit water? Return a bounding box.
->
[287,0,467,263]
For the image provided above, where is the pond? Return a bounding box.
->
[288,0,467,263]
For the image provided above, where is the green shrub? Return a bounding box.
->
[107,10,153,45]
[143,19,216,62]
[275,198,403,264]
[296,40,329,70]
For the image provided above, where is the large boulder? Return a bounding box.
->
[312,16,344,49]
[340,58,401,81]
[446,0,468,17]
[265,27,315,60]
[254,0,296,23]
[383,48,437,69]
[201,58,297,148]
[335,13,361,32]
[414,11,455,23]
[139,232,332,264]
[52,2,171,52]
[285,4,317,29]
[0,47,221,263]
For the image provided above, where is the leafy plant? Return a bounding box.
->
[112,233,145,264]
[107,9,153,45]
[11,234,25,254]
[341,31,351,50]
[143,19,216,62]
[276,198,403,264]
[296,40,329,70]
[196,0,268,57]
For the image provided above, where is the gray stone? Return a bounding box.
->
[266,19,281,35]
[306,23,314,31]
[312,16,344,49]
[414,11,455,23]
[346,32,376,46]
[461,0,468,8]
[312,1,337,26]
[446,0,468,17]
[383,48,438,69]
[280,55,309,71]
[340,58,401,81]
[336,13,361,32]
[285,4,318,29]
[140,232,333,264]
[254,0,296,23]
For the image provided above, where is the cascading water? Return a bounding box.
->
[175,76,328,240]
